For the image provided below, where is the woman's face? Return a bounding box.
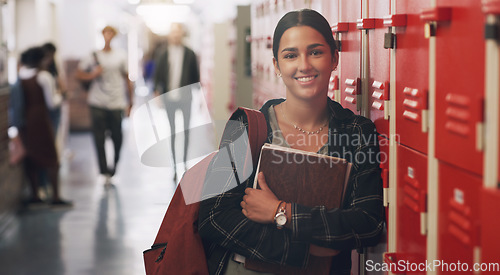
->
[273,26,337,102]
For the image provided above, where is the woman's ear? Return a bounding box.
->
[331,50,339,71]
[273,57,281,76]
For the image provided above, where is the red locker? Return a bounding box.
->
[366,0,391,137]
[433,0,485,176]
[396,144,428,274]
[438,162,481,274]
[480,188,500,274]
[338,0,362,114]
[394,0,431,154]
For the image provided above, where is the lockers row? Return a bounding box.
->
[247,0,500,274]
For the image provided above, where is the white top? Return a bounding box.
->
[78,49,129,109]
[18,66,62,109]
[166,44,185,101]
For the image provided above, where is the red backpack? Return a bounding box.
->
[143,107,268,275]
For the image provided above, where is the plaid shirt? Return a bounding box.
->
[199,98,384,275]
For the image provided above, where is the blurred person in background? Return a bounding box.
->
[18,46,71,207]
[76,25,134,184]
[153,23,200,182]
[41,42,67,134]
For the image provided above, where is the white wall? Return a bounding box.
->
[212,22,231,139]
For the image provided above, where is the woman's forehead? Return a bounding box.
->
[279,26,327,49]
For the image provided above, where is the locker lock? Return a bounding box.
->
[384,33,396,49]
[382,14,406,49]
[420,7,452,38]
[332,23,349,52]
[484,23,499,40]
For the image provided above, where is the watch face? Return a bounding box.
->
[276,214,287,226]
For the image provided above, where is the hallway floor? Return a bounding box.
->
[0,91,216,275]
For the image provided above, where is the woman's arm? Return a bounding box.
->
[198,116,310,267]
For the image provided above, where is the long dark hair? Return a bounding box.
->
[272,9,337,61]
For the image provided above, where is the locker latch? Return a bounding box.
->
[482,0,500,41]
[420,7,452,38]
[484,23,499,41]
[383,14,407,49]
[332,23,349,52]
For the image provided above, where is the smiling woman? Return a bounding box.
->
[198,9,384,275]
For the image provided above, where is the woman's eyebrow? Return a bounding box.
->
[281,43,326,53]
[281,47,297,53]
[307,43,326,49]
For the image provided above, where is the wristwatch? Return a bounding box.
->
[274,202,287,229]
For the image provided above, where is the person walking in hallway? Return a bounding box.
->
[76,25,134,184]
[153,22,200,181]
[18,46,71,207]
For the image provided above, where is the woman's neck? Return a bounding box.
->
[281,97,329,129]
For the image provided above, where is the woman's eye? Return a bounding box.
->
[310,50,323,56]
[283,53,297,59]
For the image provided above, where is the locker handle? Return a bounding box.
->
[332,22,349,33]
[383,14,407,27]
[357,18,376,30]
[482,0,500,15]
[420,7,452,23]
[381,167,389,207]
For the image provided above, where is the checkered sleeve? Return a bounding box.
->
[198,115,310,268]
[291,116,384,250]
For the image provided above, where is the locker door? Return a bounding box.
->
[438,162,481,274]
[394,0,431,154]
[480,188,500,274]
[339,0,362,114]
[396,144,428,274]
[366,0,391,137]
[434,0,485,176]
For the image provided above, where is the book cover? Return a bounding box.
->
[246,143,352,274]
[252,143,351,209]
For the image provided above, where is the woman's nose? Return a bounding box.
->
[298,55,312,72]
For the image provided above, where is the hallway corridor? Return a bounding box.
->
[0,91,215,275]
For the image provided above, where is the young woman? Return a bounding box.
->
[199,9,384,275]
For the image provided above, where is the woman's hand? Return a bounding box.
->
[241,172,280,224]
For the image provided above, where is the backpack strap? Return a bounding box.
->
[229,107,268,168]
